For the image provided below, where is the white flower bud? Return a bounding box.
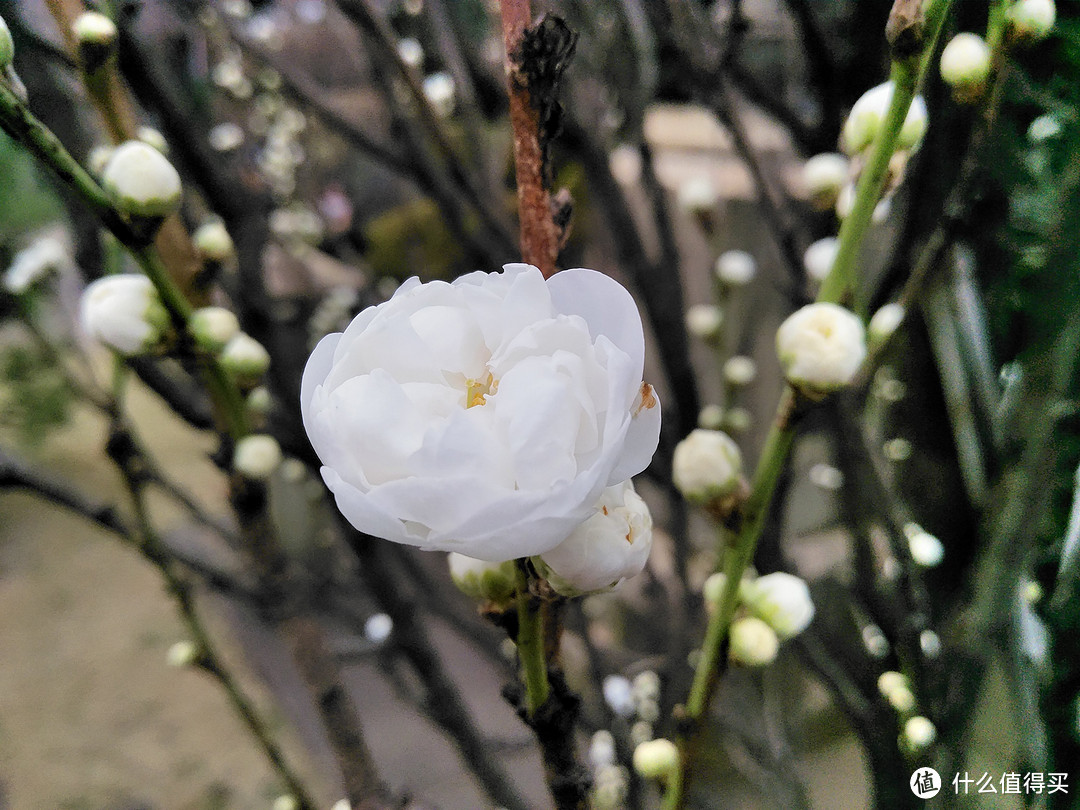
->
[101,141,182,219]
[87,144,114,177]
[743,572,815,639]
[632,738,679,780]
[189,306,240,353]
[729,616,779,666]
[904,522,944,567]
[209,122,245,152]
[723,355,757,387]
[803,237,838,283]
[673,429,743,504]
[363,613,393,642]
[722,406,751,434]
[868,302,905,347]
[842,82,928,155]
[940,34,992,97]
[588,730,617,769]
[447,553,517,605]
[676,176,719,214]
[887,685,916,713]
[702,571,728,607]
[272,796,298,810]
[73,11,117,46]
[1009,0,1056,42]
[808,462,843,491]
[602,675,635,717]
[80,274,169,355]
[232,434,282,480]
[422,71,455,117]
[3,235,71,294]
[697,403,725,430]
[538,480,654,596]
[246,385,273,419]
[802,153,849,208]
[398,37,424,68]
[1028,114,1061,142]
[685,303,723,340]
[903,716,936,750]
[0,15,14,70]
[137,126,168,154]
[220,332,270,382]
[715,250,756,286]
[877,670,907,695]
[166,640,199,668]
[193,220,235,262]
[776,303,866,398]
[330,801,351,810]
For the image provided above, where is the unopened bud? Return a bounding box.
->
[904,522,944,567]
[723,355,757,387]
[940,34,991,103]
[743,572,815,639]
[422,71,455,117]
[722,406,752,434]
[233,434,282,480]
[72,12,117,72]
[803,237,838,283]
[902,716,937,750]
[868,302,905,348]
[715,250,756,286]
[698,403,725,430]
[80,274,169,355]
[842,82,928,155]
[802,153,849,209]
[1009,0,1056,43]
[632,738,679,780]
[776,303,866,399]
[166,640,199,668]
[447,553,517,606]
[685,304,723,341]
[189,306,240,353]
[137,126,168,154]
[729,616,780,666]
[101,141,182,220]
[220,332,270,383]
[193,220,235,262]
[0,15,14,70]
[676,176,719,215]
[673,429,743,505]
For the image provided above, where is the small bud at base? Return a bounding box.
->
[632,738,679,780]
[672,429,743,505]
[447,553,517,605]
[190,306,240,353]
[233,434,283,480]
[101,141,182,219]
[940,34,992,92]
[729,616,780,666]
[220,332,271,382]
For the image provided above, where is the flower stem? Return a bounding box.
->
[515,561,550,715]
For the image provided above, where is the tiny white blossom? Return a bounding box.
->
[632,738,678,780]
[685,304,723,340]
[776,303,866,398]
[447,553,517,604]
[808,462,844,491]
[3,234,71,294]
[802,153,849,206]
[940,33,991,93]
[842,81,928,155]
[233,434,282,480]
[189,306,240,353]
[101,141,182,219]
[80,274,169,355]
[803,237,838,283]
[903,716,936,750]
[868,302,905,346]
[537,480,653,596]
[715,250,756,286]
[723,355,757,387]
[272,796,297,810]
[729,616,779,666]
[743,572,815,639]
[672,429,743,505]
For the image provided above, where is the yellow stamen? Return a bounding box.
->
[465,372,497,408]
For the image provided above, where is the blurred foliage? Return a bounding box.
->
[0,133,65,241]
[0,342,72,449]
[363,197,466,281]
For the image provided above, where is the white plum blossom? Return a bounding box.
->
[672,429,743,504]
[80,274,169,355]
[743,572,815,639]
[776,303,866,398]
[301,264,661,560]
[842,81,928,155]
[537,480,653,595]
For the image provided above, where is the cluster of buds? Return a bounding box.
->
[704,570,815,667]
[878,671,937,752]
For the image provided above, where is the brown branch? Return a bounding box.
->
[499,0,561,277]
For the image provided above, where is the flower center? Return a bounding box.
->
[465,371,498,408]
